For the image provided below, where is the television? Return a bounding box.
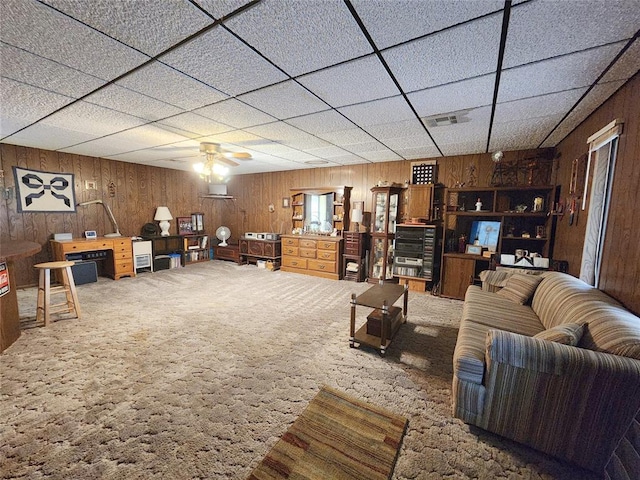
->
[469,221,501,251]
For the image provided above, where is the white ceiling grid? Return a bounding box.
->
[0,0,638,176]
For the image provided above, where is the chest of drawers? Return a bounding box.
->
[281,235,343,280]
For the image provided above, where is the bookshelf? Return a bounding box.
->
[183,233,210,264]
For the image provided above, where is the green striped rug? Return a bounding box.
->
[248,386,408,480]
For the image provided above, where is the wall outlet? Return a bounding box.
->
[85,180,97,190]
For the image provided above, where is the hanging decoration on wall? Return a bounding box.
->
[12,166,76,213]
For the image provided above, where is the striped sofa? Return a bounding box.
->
[452,271,640,477]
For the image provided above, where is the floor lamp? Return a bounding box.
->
[76,200,122,238]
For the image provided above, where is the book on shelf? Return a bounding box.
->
[200,236,208,249]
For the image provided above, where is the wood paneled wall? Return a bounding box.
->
[0,145,223,286]
[553,72,640,314]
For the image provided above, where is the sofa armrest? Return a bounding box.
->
[483,329,640,473]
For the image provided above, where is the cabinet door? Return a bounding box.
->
[406,185,433,220]
[373,192,388,233]
[441,256,475,299]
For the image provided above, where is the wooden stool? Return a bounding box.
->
[34,261,81,326]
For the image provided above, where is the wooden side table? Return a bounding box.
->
[349,283,408,356]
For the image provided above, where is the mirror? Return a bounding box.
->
[303,193,333,234]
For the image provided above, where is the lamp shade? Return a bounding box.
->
[154,206,173,221]
[351,209,363,223]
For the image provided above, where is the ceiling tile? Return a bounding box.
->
[41,0,213,57]
[158,112,234,137]
[41,101,148,137]
[1,43,106,99]
[394,146,442,160]
[494,88,587,124]
[600,39,640,84]
[359,150,403,162]
[429,106,491,151]
[297,56,398,107]
[117,62,229,110]
[304,145,353,159]
[60,124,192,157]
[498,42,626,103]
[224,0,372,77]
[408,74,495,118]
[540,80,627,148]
[504,0,640,68]
[245,122,314,144]
[0,0,148,80]
[382,14,502,92]
[338,96,416,127]
[2,123,98,151]
[194,99,276,129]
[317,128,374,146]
[364,119,428,139]
[194,0,255,19]
[160,27,288,96]
[286,110,356,135]
[342,141,389,154]
[248,142,322,162]
[84,84,185,121]
[238,80,329,119]
[383,134,436,150]
[490,116,563,152]
[353,0,504,49]
[0,78,74,138]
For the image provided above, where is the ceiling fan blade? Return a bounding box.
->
[228,152,252,160]
[216,156,239,167]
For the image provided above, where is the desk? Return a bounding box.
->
[349,283,408,356]
[0,241,42,352]
[51,237,134,280]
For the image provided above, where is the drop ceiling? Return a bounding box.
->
[1,0,638,175]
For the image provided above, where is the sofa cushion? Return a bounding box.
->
[534,323,584,346]
[579,307,640,360]
[496,274,543,305]
[532,272,621,329]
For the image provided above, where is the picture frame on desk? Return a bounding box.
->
[177,217,193,235]
[465,244,483,255]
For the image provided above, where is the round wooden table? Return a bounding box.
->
[0,241,42,352]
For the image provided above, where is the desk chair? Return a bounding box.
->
[34,261,81,326]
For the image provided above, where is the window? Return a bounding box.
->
[579,120,623,287]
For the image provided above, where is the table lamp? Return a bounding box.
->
[154,206,173,236]
[351,208,363,232]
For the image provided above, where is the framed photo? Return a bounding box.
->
[465,244,483,255]
[177,217,193,235]
[84,230,97,239]
[282,197,290,208]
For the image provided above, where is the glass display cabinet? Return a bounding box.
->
[369,186,404,283]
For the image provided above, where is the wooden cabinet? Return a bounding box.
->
[281,235,343,280]
[343,232,368,282]
[289,186,352,235]
[183,234,210,264]
[369,186,404,283]
[214,243,240,263]
[393,224,440,292]
[239,237,281,268]
[403,184,444,222]
[440,186,559,299]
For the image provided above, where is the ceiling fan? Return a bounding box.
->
[195,142,252,181]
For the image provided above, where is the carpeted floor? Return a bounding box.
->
[1,261,596,479]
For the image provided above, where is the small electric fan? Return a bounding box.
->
[216,226,231,247]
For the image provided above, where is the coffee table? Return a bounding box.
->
[349,283,408,356]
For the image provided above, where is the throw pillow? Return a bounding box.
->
[534,323,584,346]
[496,274,543,304]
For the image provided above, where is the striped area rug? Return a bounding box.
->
[248,386,408,480]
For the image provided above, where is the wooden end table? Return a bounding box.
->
[349,283,408,356]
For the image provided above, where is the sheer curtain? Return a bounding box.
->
[579,120,622,287]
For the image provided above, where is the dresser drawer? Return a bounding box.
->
[115,260,133,273]
[283,246,299,256]
[317,240,338,251]
[300,239,317,249]
[317,250,336,261]
[299,248,317,259]
[282,237,299,247]
[282,256,308,269]
[113,251,132,261]
[308,259,337,273]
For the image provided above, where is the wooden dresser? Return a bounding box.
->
[281,235,343,280]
